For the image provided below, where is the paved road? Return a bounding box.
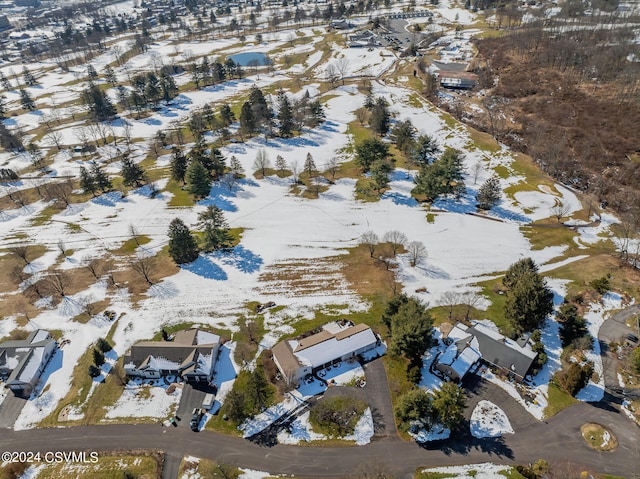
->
[0,400,638,478]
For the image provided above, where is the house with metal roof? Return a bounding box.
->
[123,329,220,384]
[272,321,380,386]
[0,330,57,397]
[436,322,537,383]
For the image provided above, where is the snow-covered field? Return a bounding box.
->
[104,379,182,420]
[421,463,520,479]
[470,401,514,438]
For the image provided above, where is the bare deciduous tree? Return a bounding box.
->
[460,291,483,320]
[45,271,70,298]
[43,130,63,151]
[406,241,427,267]
[335,57,350,85]
[83,256,104,280]
[220,172,237,192]
[131,255,156,285]
[9,245,31,265]
[46,180,73,207]
[253,148,271,177]
[550,200,571,223]
[57,239,67,257]
[324,155,340,182]
[360,231,379,258]
[383,230,408,256]
[289,160,300,184]
[438,291,461,320]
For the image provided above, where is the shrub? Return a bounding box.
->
[555,362,593,397]
[590,275,610,295]
[96,337,112,353]
[309,396,367,437]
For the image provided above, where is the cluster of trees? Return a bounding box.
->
[353,138,394,195]
[554,361,594,397]
[82,82,117,121]
[364,95,391,137]
[190,56,243,89]
[121,71,179,117]
[167,208,232,264]
[88,337,112,378]
[171,142,226,198]
[395,382,466,433]
[79,162,112,196]
[413,148,466,202]
[359,230,428,269]
[222,366,275,425]
[557,303,591,350]
[502,258,554,337]
[382,294,434,383]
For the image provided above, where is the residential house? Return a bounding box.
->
[123,328,220,383]
[0,15,11,31]
[0,330,57,397]
[272,321,380,386]
[436,322,537,383]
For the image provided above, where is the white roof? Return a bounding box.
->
[450,342,481,378]
[148,356,180,371]
[290,327,377,369]
[32,330,50,343]
[15,347,45,383]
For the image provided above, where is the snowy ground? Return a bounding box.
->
[104,379,182,420]
[470,400,514,438]
[421,463,520,479]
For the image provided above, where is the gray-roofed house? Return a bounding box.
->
[436,322,537,383]
[123,329,220,384]
[272,321,380,386]
[0,330,57,397]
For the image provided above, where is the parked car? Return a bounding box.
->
[190,408,204,431]
[626,333,638,343]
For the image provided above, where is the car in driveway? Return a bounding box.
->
[190,408,205,431]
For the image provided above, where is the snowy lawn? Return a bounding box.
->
[421,463,519,479]
[470,400,514,438]
[104,379,182,420]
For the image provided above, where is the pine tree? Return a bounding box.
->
[121,155,146,187]
[503,258,554,335]
[160,72,178,102]
[82,83,116,120]
[93,348,105,367]
[239,101,255,138]
[198,205,232,252]
[87,64,98,80]
[171,146,188,183]
[88,365,101,378]
[210,148,226,181]
[304,152,317,178]
[410,134,440,167]
[91,162,112,193]
[275,155,287,177]
[558,303,588,347]
[369,97,390,136]
[229,155,244,178]
[413,148,465,201]
[388,297,434,361]
[391,119,416,155]
[220,103,235,127]
[168,218,199,264]
[370,160,393,194]
[96,337,113,352]
[432,382,466,430]
[0,72,11,90]
[104,65,117,86]
[22,66,37,86]
[0,95,6,119]
[277,91,295,138]
[186,160,211,198]
[355,138,391,173]
[80,166,97,196]
[477,176,502,210]
[19,89,35,110]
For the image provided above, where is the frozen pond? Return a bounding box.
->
[228,52,271,66]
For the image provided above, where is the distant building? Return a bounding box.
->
[439,76,477,90]
[272,321,380,386]
[0,14,11,31]
[123,328,220,383]
[436,322,537,383]
[330,18,352,30]
[0,330,57,397]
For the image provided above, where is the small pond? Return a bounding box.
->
[227,52,271,67]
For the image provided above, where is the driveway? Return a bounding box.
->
[0,393,26,429]
[175,383,212,430]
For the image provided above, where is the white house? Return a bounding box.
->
[0,330,57,397]
[123,329,220,384]
[272,321,379,385]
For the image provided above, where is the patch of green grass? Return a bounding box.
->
[29,204,60,226]
[114,235,152,255]
[415,471,456,479]
[476,277,511,333]
[165,179,195,207]
[544,381,578,418]
[494,164,511,179]
[521,223,580,253]
[498,468,528,479]
[468,128,500,153]
[309,396,367,437]
[150,322,197,341]
[426,213,436,223]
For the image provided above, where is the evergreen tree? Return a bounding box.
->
[82,83,116,120]
[210,148,226,180]
[198,205,232,252]
[277,90,295,138]
[239,101,255,139]
[220,103,235,127]
[229,155,244,178]
[80,166,97,196]
[369,97,390,136]
[304,152,317,178]
[355,138,391,172]
[388,296,434,361]
[477,176,502,210]
[275,155,287,177]
[410,134,441,167]
[87,64,98,80]
[186,160,211,198]
[19,89,35,110]
[168,217,199,264]
[558,303,589,347]
[93,348,105,367]
[96,337,113,352]
[0,95,6,119]
[88,365,101,378]
[159,72,178,102]
[394,388,433,432]
[391,119,416,155]
[22,66,37,86]
[503,258,554,335]
[104,65,117,86]
[91,162,112,193]
[432,382,466,430]
[413,148,466,201]
[170,146,188,183]
[245,366,272,413]
[370,159,393,194]
[0,71,11,90]
[306,99,325,127]
[248,85,272,133]
[121,155,146,187]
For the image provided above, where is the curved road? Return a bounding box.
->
[0,400,638,478]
